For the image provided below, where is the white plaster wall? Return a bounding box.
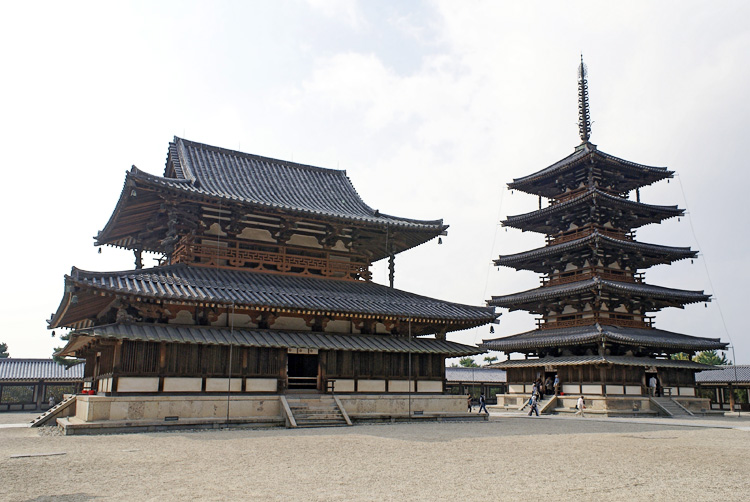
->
[625,386,642,395]
[274,316,311,331]
[605,385,624,395]
[375,323,389,334]
[581,384,602,395]
[237,227,275,242]
[562,384,580,394]
[117,377,159,393]
[417,381,443,393]
[388,380,415,392]
[168,310,195,325]
[163,377,202,392]
[205,378,242,392]
[357,380,386,392]
[204,223,227,237]
[508,384,526,394]
[325,320,351,334]
[287,234,322,248]
[678,387,695,396]
[331,379,355,392]
[245,378,278,392]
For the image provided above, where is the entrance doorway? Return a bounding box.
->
[287,352,318,391]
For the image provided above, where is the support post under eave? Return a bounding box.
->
[388,253,395,288]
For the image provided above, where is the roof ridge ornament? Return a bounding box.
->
[578,54,592,144]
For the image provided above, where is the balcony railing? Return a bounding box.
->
[172,237,371,281]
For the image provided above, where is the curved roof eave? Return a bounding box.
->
[508,145,672,192]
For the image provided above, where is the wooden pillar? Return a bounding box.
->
[158,342,167,393]
[111,340,123,395]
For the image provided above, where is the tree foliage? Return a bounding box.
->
[0,342,8,358]
[483,355,498,366]
[670,350,730,365]
[695,350,730,366]
[458,357,479,368]
[51,332,81,367]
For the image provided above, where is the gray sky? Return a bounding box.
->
[1,1,747,364]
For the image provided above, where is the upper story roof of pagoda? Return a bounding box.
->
[507,142,673,198]
[50,264,497,332]
[480,323,726,352]
[494,231,697,273]
[488,277,709,312]
[95,137,447,254]
[502,188,683,234]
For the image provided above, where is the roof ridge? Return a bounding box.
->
[173,136,347,175]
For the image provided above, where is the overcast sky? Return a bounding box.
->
[1,1,748,364]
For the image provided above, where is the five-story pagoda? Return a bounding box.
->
[481,59,726,414]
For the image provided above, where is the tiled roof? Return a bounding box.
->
[59,323,482,357]
[494,232,697,272]
[480,324,727,352]
[489,355,713,370]
[159,137,445,230]
[445,367,506,383]
[53,264,496,328]
[489,277,709,310]
[503,188,683,232]
[508,143,672,196]
[0,359,84,382]
[695,365,750,384]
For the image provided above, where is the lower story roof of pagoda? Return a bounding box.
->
[488,277,709,311]
[488,355,714,370]
[494,231,697,273]
[502,188,683,234]
[57,322,482,358]
[479,324,727,352]
[51,264,496,329]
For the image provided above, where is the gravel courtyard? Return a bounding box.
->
[1,413,748,501]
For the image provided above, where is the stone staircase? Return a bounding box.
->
[651,397,694,417]
[282,395,352,428]
[30,394,77,427]
[518,395,556,415]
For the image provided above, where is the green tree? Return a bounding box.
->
[458,357,479,368]
[0,342,8,358]
[695,350,730,366]
[52,332,81,367]
[483,355,498,366]
[670,352,691,361]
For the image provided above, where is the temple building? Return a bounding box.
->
[49,137,495,431]
[481,58,727,415]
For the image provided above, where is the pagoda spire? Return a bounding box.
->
[578,55,592,143]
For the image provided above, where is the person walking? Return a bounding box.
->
[467,393,473,413]
[528,393,539,417]
[648,376,657,397]
[575,396,586,417]
[478,393,488,414]
[553,375,560,396]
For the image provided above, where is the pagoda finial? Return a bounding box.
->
[578,54,592,143]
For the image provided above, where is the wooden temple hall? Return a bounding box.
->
[481,58,727,415]
[49,137,496,431]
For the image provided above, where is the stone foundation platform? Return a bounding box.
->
[56,393,482,435]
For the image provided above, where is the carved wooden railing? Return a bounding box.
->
[543,268,643,287]
[538,315,652,330]
[173,238,371,281]
[547,226,633,246]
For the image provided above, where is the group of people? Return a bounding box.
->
[526,374,585,417]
